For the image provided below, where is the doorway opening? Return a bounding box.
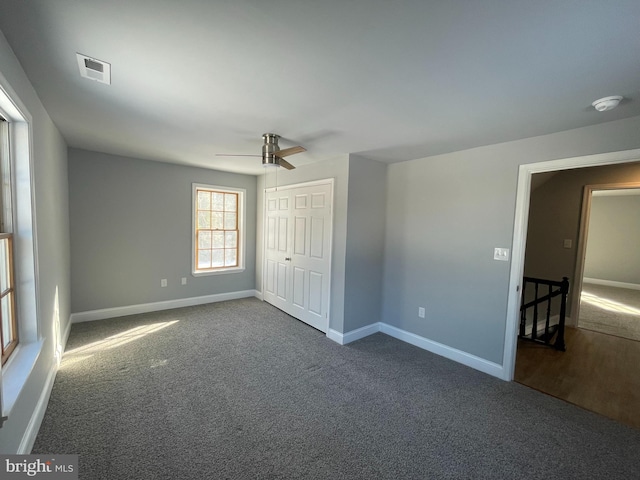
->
[573,184,640,342]
[504,150,640,429]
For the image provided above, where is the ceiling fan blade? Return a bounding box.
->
[215,153,262,157]
[278,158,296,170]
[275,146,306,158]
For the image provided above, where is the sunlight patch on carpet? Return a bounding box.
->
[581,291,640,316]
[60,320,179,369]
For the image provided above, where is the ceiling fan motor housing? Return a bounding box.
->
[262,133,280,166]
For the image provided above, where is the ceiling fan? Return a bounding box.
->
[216,133,306,170]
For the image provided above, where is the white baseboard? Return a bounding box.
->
[582,278,640,291]
[326,328,343,344]
[61,316,72,351]
[17,315,75,454]
[327,323,381,345]
[70,290,261,323]
[329,322,504,379]
[379,324,504,379]
[17,358,56,454]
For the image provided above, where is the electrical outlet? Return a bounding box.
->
[161,279,167,287]
[418,307,425,318]
[181,277,187,285]
[563,239,572,249]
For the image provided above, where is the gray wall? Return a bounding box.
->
[0,31,70,452]
[584,193,640,284]
[68,149,256,313]
[344,155,387,332]
[524,162,640,313]
[382,115,640,365]
[383,152,515,363]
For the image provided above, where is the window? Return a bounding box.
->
[0,118,17,366]
[0,81,40,422]
[193,184,245,275]
[0,234,16,365]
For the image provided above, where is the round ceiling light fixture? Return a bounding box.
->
[592,95,623,112]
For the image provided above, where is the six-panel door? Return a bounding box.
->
[264,182,332,332]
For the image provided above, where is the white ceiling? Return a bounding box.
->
[1,1,639,175]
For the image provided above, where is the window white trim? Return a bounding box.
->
[0,71,41,422]
[1,340,42,417]
[191,183,246,276]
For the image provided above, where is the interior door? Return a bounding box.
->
[264,181,332,332]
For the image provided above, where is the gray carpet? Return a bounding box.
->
[580,282,640,341]
[33,298,640,479]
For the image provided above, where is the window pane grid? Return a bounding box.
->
[195,189,239,271]
[0,234,17,365]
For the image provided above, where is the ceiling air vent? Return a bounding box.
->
[76,53,111,85]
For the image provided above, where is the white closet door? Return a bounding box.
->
[264,181,332,332]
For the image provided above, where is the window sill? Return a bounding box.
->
[2,339,44,417]
[193,267,245,277]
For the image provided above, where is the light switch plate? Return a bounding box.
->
[563,239,572,249]
[494,248,510,261]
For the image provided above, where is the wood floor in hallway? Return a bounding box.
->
[515,327,640,430]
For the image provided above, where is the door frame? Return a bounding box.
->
[571,181,640,329]
[262,178,335,332]
[503,148,640,381]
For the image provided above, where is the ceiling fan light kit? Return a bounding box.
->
[261,133,303,170]
[262,133,283,168]
[217,133,305,170]
[592,95,623,112]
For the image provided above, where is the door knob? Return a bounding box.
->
[285,257,291,261]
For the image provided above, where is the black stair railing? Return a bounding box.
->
[519,276,569,351]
